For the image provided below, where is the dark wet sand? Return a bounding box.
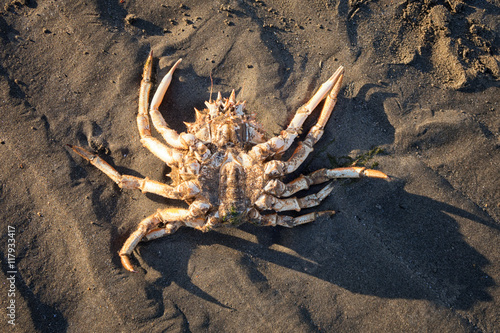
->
[1,0,499,331]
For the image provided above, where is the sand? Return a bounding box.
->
[1,0,499,332]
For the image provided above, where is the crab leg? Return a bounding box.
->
[250,66,344,162]
[120,206,210,272]
[137,51,154,139]
[248,208,335,227]
[67,145,200,199]
[141,56,195,150]
[119,208,190,272]
[138,52,186,166]
[265,166,388,197]
[264,73,343,177]
[255,182,336,212]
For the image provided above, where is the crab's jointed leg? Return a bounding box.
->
[148,58,198,149]
[249,209,335,227]
[119,207,191,272]
[265,166,388,197]
[250,66,344,162]
[255,182,336,212]
[264,72,344,177]
[140,55,197,150]
[67,145,200,199]
[120,207,211,272]
[137,53,186,166]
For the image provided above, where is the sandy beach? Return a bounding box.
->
[1,0,499,331]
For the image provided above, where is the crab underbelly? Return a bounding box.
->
[218,159,247,226]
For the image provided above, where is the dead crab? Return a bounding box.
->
[69,52,388,272]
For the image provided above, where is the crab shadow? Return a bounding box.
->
[134,177,495,312]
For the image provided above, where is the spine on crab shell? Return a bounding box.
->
[205,100,219,118]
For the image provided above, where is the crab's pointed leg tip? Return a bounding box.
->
[319,210,336,217]
[66,144,86,159]
[66,144,77,154]
[167,58,183,73]
[67,144,77,153]
[329,66,345,81]
[120,255,137,273]
[363,169,389,179]
[67,144,93,160]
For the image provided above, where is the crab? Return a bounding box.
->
[68,52,388,272]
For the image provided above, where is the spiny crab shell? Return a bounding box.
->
[172,92,271,226]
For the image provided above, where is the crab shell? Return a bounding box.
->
[175,94,270,225]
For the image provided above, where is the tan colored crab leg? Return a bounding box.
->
[264,72,344,177]
[265,166,388,197]
[146,215,220,242]
[254,182,336,212]
[250,66,344,162]
[147,58,197,149]
[248,208,335,227]
[138,52,185,166]
[138,51,154,138]
[119,208,189,272]
[68,145,200,199]
[120,207,208,272]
